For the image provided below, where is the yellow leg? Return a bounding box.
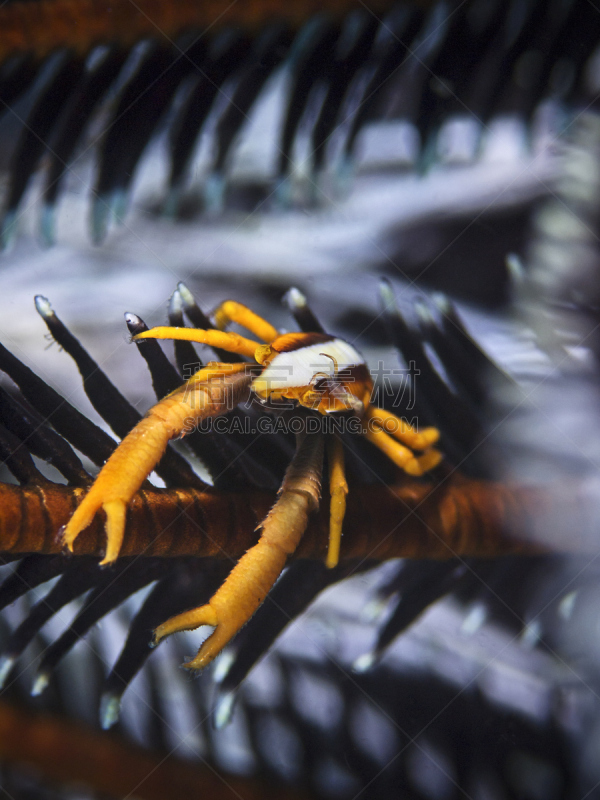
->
[153,526,294,670]
[184,362,247,384]
[212,300,278,343]
[62,364,250,565]
[365,427,442,476]
[133,327,260,359]
[154,432,324,671]
[182,361,248,395]
[326,435,347,569]
[366,406,439,450]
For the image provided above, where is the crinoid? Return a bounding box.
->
[1,0,598,244]
[3,278,600,800]
[61,289,445,672]
[0,281,550,724]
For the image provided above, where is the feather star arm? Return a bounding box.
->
[0,477,589,561]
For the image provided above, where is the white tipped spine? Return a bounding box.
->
[31,671,50,697]
[177,282,195,309]
[99,692,122,730]
[0,655,15,689]
[284,287,307,311]
[352,651,376,674]
[34,295,54,318]
[124,312,139,327]
[169,289,184,318]
[214,691,236,730]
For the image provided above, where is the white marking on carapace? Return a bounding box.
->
[252,338,365,394]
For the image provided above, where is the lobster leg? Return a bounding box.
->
[133,326,260,358]
[326,434,347,569]
[62,364,250,564]
[365,406,439,450]
[365,426,442,476]
[212,300,278,343]
[153,432,324,670]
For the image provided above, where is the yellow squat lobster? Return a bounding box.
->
[63,300,442,671]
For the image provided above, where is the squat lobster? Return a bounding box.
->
[62,299,442,671]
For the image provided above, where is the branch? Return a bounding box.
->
[0,475,578,561]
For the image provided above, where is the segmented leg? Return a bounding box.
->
[133,327,260,359]
[326,434,347,569]
[365,426,442,476]
[365,406,439,450]
[212,300,278,343]
[153,432,325,670]
[62,364,251,564]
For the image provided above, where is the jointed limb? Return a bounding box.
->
[365,426,442,476]
[62,367,252,564]
[153,432,325,670]
[326,435,347,569]
[134,327,260,359]
[365,406,439,450]
[212,300,278,343]
[184,361,248,387]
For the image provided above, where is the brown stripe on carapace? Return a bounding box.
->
[270,332,334,353]
[342,362,373,401]
[0,0,399,62]
[344,363,371,384]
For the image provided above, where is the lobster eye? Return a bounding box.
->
[313,377,328,392]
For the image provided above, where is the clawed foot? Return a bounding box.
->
[149,435,323,671]
[403,448,443,476]
[62,493,127,566]
[153,603,237,672]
